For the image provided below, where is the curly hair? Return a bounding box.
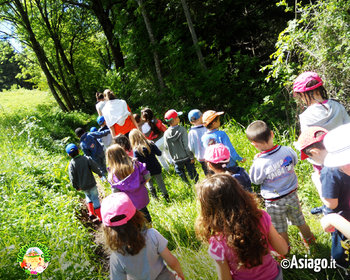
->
[195,174,268,269]
[103,210,146,255]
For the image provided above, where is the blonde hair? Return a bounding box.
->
[129,129,151,157]
[106,144,134,181]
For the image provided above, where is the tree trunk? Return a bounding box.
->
[180,0,207,70]
[136,0,165,91]
[13,0,71,111]
[91,0,125,69]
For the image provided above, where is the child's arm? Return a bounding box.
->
[160,248,185,280]
[180,127,194,159]
[315,171,339,209]
[221,132,243,162]
[152,142,162,156]
[68,164,80,190]
[321,213,350,239]
[88,157,103,177]
[89,129,110,139]
[213,259,231,280]
[268,224,289,255]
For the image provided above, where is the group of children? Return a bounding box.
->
[65,71,350,279]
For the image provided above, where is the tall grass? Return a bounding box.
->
[0,89,345,279]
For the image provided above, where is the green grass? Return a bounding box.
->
[0,89,346,279]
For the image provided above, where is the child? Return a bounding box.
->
[141,107,171,171]
[204,143,252,192]
[66,143,105,222]
[246,120,314,249]
[106,144,152,223]
[75,127,110,175]
[95,91,106,116]
[187,109,208,175]
[129,129,170,202]
[293,71,350,132]
[112,133,134,158]
[201,110,245,173]
[101,192,185,280]
[296,125,350,268]
[97,116,112,150]
[195,174,288,280]
[163,109,198,183]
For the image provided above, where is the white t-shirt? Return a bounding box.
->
[96,101,106,115]
[109,228,170,280]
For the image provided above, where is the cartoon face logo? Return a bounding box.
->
[207,138,217,146]
[281,156,293,167]
[17,243,50,275]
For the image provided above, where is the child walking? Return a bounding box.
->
[187,109,208,175]
[204,143,252,192]
[163,109,198,183]
[66,143,105,222]
[246,120,314,249]
[101,192,185,280]
[201,110,245,172]
[141,107,171,171]
[296,126,350,268]
[97,116,112,150]
[106,144,152,223]
[195,174,288,280]
[129,129,170,202]
[293,71,350,132]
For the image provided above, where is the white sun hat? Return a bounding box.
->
[324,123,350,168]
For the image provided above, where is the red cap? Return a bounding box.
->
[164,109,183,121]
[295,126,328,160]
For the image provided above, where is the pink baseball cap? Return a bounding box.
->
[164,109,183,122]
[101,192,136,227]
[293,71,323,94]
[295,126,328,160]
[204,143,230,163]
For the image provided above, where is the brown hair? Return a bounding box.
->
[295,80,328,107]
[106,144,134,181]
[302,131,327,156]
[96,92,104,101]
[141,108,162,136]
[113,134,132,153]
[195,174,268,269]
[246,120,271,143]
[129,129,151,157]
[103,89,116,100]
[103,210,146,255]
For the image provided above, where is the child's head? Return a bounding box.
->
[96,92,104,101]
[133,113,141,125]
[103,89,116,100]
[164,109,182,126]
[293,71,328,106]
[202,110,223,130]
[141,107,154,122]
[90,127,98,132]
[112,134,132,153]
[195,174,268,268]
[296,126,328,164]
[97,116,105,127]
[324,123,350,175]
[65,143,79,158]
[75,127,85,138]
[204,143,230,173]
[246,120,273,151]
[188,109,203,125]
[101,192,146,255]
[106,144,134,180]
[129,129,151,156]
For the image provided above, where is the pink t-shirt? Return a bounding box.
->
[208,210,279,280]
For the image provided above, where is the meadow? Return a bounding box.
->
[0,89,345,279]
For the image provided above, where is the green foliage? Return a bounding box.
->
[265,0,350,109]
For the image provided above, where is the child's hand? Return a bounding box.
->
[240,158,247,163]
[190,159,195,164]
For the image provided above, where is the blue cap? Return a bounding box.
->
[65,143,78,155]
[97,116,105,125]
[90,127,98,132]
[188,109,202,122]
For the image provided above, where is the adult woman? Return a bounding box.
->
[102,89,139,137]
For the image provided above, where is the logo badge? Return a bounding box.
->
[17,242,50,275]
